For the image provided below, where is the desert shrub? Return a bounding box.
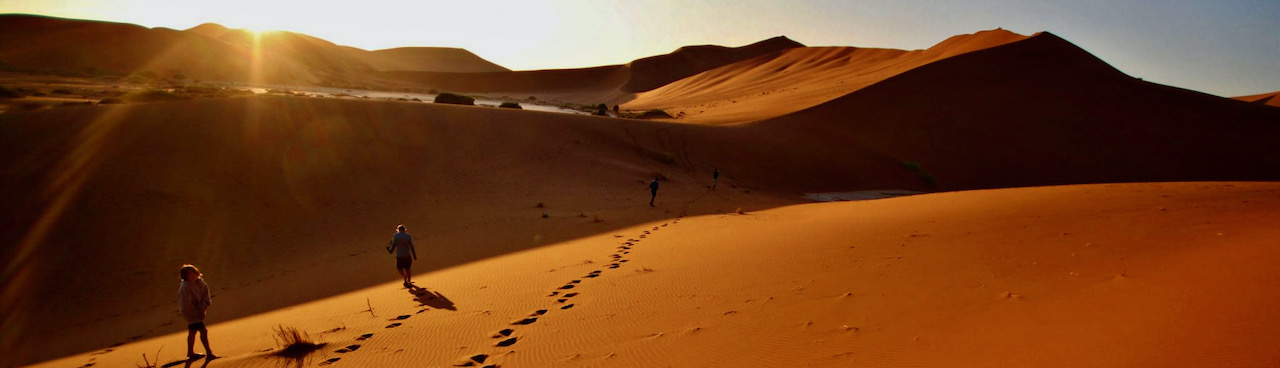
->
[639,109,673,119]
[0,85,21,98]
[272,325,325,358]
[527,96,537,101]
[499,102,522,109]
[433,92,474,105]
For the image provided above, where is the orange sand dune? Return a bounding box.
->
[624,29,1028,123]
[4,89,1280,366]
[23,182,1280,368]
[373,36,803,102]
[0,15,508,87]
[348,47,510,73]
[751,32,1280,189]
[1233,90,1280,108]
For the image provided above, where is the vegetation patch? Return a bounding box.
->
[638,109,674,119]
[434,92,475,106]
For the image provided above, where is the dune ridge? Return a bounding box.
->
[0,15,508,86]
[624,29,1028,123]
[1233,90,1280,108]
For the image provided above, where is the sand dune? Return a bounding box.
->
[1233,90,1280,108]
[349,47,510,73]
[0,15,508,87]
[751,32,1280,189]
[22,182,1280,368]
[5,15,1280,368]
[624,29,1028,123]
[373,36,803,103]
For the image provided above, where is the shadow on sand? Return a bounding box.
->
[409,284,456,311]
[159,355,214,368]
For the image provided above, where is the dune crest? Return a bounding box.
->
[1233,90,1280,107]
[623,28,1029,123]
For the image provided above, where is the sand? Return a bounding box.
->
[4,16,1280,368]
[20,182,1280,368]
[1233,90,1280,108]
[623,29,1027,123]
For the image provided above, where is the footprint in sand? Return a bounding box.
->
[558,284,575,290]
[391,315,410,320]
[335,344,361,353]
[511,317,538,325]
[495,337,518,347]
[556,298,568,303]
[561,304,575,310]
[564,292,579,297]
[531,309,548,316]
[609,264,620,269]
[492,329,514,338]
[319,357,341,365]
[620,259,629,263]
[453,354,489,367]
[356,333,373,340]
[385,323,402,328]
[548,291,559,297]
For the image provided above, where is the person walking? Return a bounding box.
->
[712,168,720,190]
[178,264,216,360]
[387,224,418,287]
[649,177,660,206]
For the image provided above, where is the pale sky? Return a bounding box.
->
[2,0,1277,97]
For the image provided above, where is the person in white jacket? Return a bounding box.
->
[178,264,216,360]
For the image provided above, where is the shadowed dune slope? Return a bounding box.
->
[1233,90,1280,108]
[625,29,1028,123]
[350,47,510,73]
[0,15,508,86]
[753,32,1280,189]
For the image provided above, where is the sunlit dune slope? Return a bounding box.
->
[24,182,1280,368]
[624,29,1028,123]
[753,32,1280,189]
[374,36,803,102]
[620,36,805,93]
[1233,90,1280,108]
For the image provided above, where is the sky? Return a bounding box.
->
[1,0,1277,97]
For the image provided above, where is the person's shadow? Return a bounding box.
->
[408,284,456,311]
[160,355,214,368]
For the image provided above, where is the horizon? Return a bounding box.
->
[1,0,1277,97]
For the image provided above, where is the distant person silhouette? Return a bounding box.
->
[712,168,720,190]
[387,224,418,288]
[178,264,216,360]
[649,177,660,206]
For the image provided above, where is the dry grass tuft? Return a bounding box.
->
[272,325,326,358]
